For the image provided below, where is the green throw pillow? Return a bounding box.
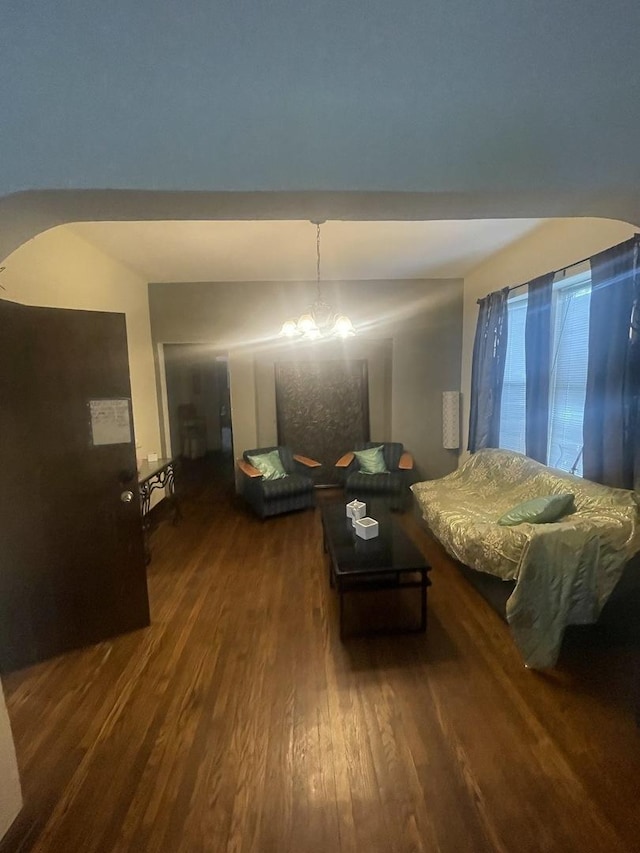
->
[353,445,389,475]
[246,450,288,481]
[497,493,575,526]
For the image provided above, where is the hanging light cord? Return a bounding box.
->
[279,219,355,338]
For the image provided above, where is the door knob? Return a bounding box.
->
[120,490,135,503]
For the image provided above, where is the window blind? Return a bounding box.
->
[547,272,591,474]
[498,270,591,473]
[499,294,527,453]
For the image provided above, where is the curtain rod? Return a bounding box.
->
[476,232,640,304]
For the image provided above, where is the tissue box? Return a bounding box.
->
[355,517,379,539]
[346,499,366,520]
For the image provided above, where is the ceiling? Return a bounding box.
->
[70,219,543,282]
[2,3,639,200]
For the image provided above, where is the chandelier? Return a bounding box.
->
[279,220,356,341]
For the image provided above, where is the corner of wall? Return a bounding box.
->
[0,685,22,842]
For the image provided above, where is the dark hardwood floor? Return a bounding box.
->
[2,457,640,852]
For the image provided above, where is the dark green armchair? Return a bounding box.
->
[335,441,414,510]
[237,445,320,518]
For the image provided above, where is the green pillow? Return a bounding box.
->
[353,445,389,475]
[497,493,575,526]
[246,450,288,481]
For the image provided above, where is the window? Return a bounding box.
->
[498,267,591,475]
[547,270,591,475]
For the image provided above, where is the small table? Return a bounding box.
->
[321,502,431,638]
[138,457,181,562]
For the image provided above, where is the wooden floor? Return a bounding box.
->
[2,459,640,853]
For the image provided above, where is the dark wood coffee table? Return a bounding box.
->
[321,502,431,638]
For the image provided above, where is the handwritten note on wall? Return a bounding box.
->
[89,398,132,446]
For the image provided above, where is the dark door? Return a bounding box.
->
[0,300,150,673]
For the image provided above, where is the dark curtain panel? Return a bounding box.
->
[468,287,509,453]
[630,250,640,490]
[583,237,640,489]
[524,273,554,463]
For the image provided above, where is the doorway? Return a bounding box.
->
[162,345,233,463]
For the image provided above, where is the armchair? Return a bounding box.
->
[237,445,320,518]
[335,441,414,510]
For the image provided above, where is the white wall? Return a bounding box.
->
[1,225,162,462]
[460,217,637,462]
[0,686,21,840]
[228,354,258,462]
[0,225,162,839]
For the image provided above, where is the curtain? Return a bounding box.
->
[583,237,640,489]
[524,273,554,463]
[468,287,509,453]
[630,250,640,490]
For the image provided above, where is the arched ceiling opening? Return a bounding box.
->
[68,219,545,282]
[1,190,639,267]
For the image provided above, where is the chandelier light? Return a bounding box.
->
[280,220,356,341]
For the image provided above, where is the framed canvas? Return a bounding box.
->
[275,360,370,485]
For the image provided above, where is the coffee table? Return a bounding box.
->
[321,502,431,638]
